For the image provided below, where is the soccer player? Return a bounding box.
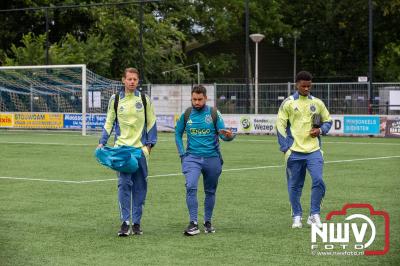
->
[276,71,332,229]
[175,85,235,236]
[98,67,157,236]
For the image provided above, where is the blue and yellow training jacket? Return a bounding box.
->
[276,92,332,154]
[99,90,157,156]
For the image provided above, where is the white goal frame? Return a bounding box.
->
[0,64,88,135]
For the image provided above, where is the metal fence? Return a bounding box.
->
[2,79,400,115]
[215,82,400,115]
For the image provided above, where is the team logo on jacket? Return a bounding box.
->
[205,115,212,124]
[135,102,143,110]
[119,106,125,112]
[310,104,316,112]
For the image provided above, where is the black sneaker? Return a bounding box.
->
[184,221,200,236]
[204,221,215,234]
[118,221,130,237]
[132,224,143,235]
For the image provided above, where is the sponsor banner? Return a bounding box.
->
[222,114,383,136]
[329,115,344,135]
[13,113,63,129]
[0,112,393,137]
[221,115,240,133]
[63,113,175,131]
[379,116,387,136]
[0,113,13,127]
[385,118,400,137]
[223,114,276,134]
[343,116,380,135]
[156,115,175,131]
[64,114,107,129]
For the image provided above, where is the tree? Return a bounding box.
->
[4,32,114,77]
[376,43,400,81]
[2,0,399,82]
[279,0,400,81]
[4,33,46,65]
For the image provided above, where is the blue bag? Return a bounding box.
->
[95,146,142,173]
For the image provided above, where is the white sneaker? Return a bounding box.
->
[292,216,302,228]
[307,214,323,228]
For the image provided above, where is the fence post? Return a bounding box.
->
[386,101,389,115]
[367,82,372,114]
[287,82,291,97]
[148,83,152,97]
[214,82,217,108]
[327,83,331,110]
[30,84,33,112]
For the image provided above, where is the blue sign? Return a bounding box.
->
[344,116,380,134]
[64,114,107,129]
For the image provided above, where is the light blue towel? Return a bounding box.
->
[95,146,142,173]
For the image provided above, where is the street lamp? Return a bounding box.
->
[292,30,301,83]
[250,33,265,114]
[162,63,201,85]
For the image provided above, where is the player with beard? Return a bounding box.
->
[175,85,235,236]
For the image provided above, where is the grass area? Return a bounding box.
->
[0,130,399,265]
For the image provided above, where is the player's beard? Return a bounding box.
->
[192,103,205,111]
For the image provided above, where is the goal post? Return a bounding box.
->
[82,64,87,135]
[0,64,122,135]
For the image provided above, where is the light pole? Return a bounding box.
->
[162,63,201,84]
[250,33,265,114]
[293,30,300,83]
[368,0,373,114]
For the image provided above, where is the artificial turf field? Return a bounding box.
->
[0,130,399,265]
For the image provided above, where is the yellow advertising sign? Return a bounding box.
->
[174,114,180,126]
[0,113,13,127]
[13,113,63,129]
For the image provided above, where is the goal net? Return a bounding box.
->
[0,64,123,135]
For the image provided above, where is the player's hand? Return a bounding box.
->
[309,128,321,138]
[97,143,104,149]
[219,129,234,138]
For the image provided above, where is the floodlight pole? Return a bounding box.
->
[139,1,144,83]
[368,0,373,114]
[293,30,300,84]
[162,63,201,85]
[245,0,250,112]
[250,33,265,115]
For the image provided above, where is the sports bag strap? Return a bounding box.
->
[210,107,218,132]
[183,107,193,132]
[141,92,148,128]
[114,93,119,123]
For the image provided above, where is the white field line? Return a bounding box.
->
[0,141,94,146]
[0,139,172,146]
[231,139,400,145]
[0,155,399,184]
[0,176,82,184]
[325,141,400,146]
